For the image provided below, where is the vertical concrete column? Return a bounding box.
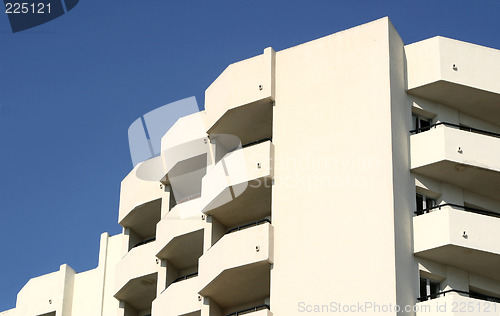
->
[60,264,76,316]
[116,301,125,316]
[263,47,276,101]
[201,297,223,316]
[97,233,110,316]
[165,261,179,289]
[203,215,225,252]
[161,185,172,218]
[156,260,167,295]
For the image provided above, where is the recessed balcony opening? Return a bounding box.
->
[209,217,272,250]
[411,113,432,134]
[123,303,151,316]
[128,228,156,251]
[207,94,273,147]
[203,264,271,314]
[116,273,157,316]
[156,229,204,290]
[469,287,500,303]
[208,90,273,144]
[211,134,244,165]
[418,276,440,302]
[224,298,271,316]
[38,312,56,316]
[226,218,271,235]
[152,264,201,316]
[166,261,199,289]
[121,199,162,251]
[165,153,207,208]
[207,97,273,148]
[415,193,436,215]
[209,183,271,238]
[201,140,273,229]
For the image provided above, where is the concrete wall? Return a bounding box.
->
[5,233,124,316]
[271,17,404,315]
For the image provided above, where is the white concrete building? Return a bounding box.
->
[3,17,500,316]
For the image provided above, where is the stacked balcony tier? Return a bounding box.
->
[204,48,275,145]
[410,124,500,201]
[118,156,164,241]
[156,198,204,290]
[200,140,273,228]
[414,205,500,281]
[406,36,500,124]
[198,222,273,312]
[152,275,201,316]
[114,240,158,312]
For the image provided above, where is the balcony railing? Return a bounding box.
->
[226,219,271,234]
[172,272,198,283]
[224,138,273,156]
[177,194,201,205]
[132,237,156,249]
[410,122,500,139]
[414,203,500,218]
[242,138,273,149]
[227,304,270,316]
[417,289,500,303]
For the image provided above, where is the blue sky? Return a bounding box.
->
[1,0,500,311]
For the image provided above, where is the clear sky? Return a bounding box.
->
[1,0,500,311]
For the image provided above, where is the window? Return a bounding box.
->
[416,193,436,214]
[419,277,440,301]
[412,114,432,133]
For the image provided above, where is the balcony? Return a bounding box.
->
[160,112,210,205]
[119,156,164,239]
[156,201,204,290]
[413,204,500,280]
[416,290,500,315]
[410,123,500,200]
[198,222,273,309]
[156,198,205,262]
[114,241,158,311]
[204,48,275,145]
[151,275,201,316]
[405,36,500,124]
[201,140,273,228]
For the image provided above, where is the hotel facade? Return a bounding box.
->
[3,17,500,316]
